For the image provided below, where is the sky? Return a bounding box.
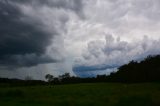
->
[1,0,160,80]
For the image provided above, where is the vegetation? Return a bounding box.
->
[0,78,46,87]
[1,55,160,105]
[0,83,160,106]
[43,55,160,84]
[108,55,160,83]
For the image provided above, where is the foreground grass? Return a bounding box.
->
[0,83,160,106]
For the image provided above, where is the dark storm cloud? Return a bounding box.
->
[73,64,117,72]
[0,0,57,68]
[73,64,118,78]
[73,64,118,77]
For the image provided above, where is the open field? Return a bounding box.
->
[0,83,160,106]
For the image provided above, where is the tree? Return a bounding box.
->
[59,73,70,79]
[45,74,54,82]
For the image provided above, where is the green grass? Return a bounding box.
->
[0,83,160,106]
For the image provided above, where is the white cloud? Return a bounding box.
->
[2,0,160,79]
[75,34,160,67]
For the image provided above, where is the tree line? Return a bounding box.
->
[1,55,160,86]
[108,55,160,83]
[45,55,160,84]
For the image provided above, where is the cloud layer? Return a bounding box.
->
[0,0,83,68]
[1,0,160,79]
[73,34,160,77]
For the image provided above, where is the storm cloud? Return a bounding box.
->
[1,0,160,79]
[0,1,55,68]
[0,0,83,68]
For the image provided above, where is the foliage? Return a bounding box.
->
[108,55,160,83]
[43,55,160,84]
[45,74,54,82]
[0,83,160,106]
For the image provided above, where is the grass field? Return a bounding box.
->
[0,83,160,106]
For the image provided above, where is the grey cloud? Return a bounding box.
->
[84,0,160,30]
[13,0,84,17]
[0,54,58,69]
[0,0,82,68]
[2,0,160,79]
[131,0,160,20]
[73,64,117,73]
[74,34,160,75]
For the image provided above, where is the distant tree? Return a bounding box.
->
[45,74,54,82]
[63,73,71,78]
[109,55,160,82]
[59,73,71,79]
